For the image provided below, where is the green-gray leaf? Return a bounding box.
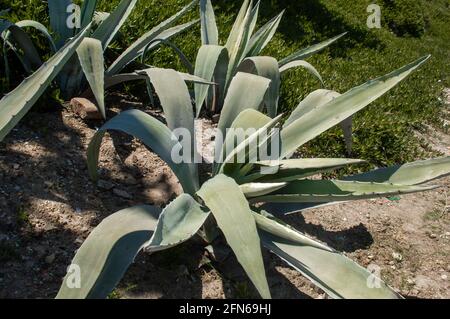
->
[197,174,271,299]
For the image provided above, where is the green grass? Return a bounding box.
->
[1,0,449,167]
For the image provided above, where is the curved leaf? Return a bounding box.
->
[260,231,402,299]
[56,205,160,299]
[200,0,218,45]
[217,72,271,137]
[194,45,229,117]
[15,20,57,53]
[238,56,280,117]
[279,60,324,86]
[346,157,450,185]
[148,194,210,251]
[87,109,199,195]
[77,37,105,119]
[197,175,271,299]
[0,26,89,142]
[279,32,347,67]
[279,56,430,159]
[250,180,437,203]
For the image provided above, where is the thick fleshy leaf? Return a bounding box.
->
[250,180,437,203]
[279,32,347,67]
[194,45,229,117]
[48,0,73,47]
[56,194,208,299]
[240,182,286,197]
[92,0,138,50]
[56,205,160,299]
[76,37,105,119]
[214,109,272,174]
[148,194,210,251]
[279,56,430,159]
[217,114,282,175]
[284,89,340,128]
[197,175,271,299]
[106,1,198,75]
[260,231,402,299]
[346,157,450,185]
[238,56,280,117]
[253,211,332,251]
[225,0,254,85]
[136,20,199,57]
[0,27,89,142]
[1,19,42,71]
[87,109,199,195]
[15,20,57,53]
[243,158,365,183]
[217,72,271,137]
[246,10,284,57]
[104,70,213,89]
[200,0,218,45]
[279,60,324,86]
[141,68,199,185]
[141,38,194,74]
[80,0,98,29]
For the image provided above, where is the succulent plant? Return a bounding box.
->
[56,53,450,299]
[0,0,198,138]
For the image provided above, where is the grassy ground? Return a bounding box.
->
[1,0,449,166]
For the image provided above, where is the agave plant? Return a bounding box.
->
[56,54,450,299]
[0,0,198,140]
[195,0,353,153]
[193,0,344,118]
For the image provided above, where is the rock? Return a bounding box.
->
[12,163,20,169]
[441,274,448,280]
[70,97,102,120]
[392,252,403,262]
[97,180,114,190]
[113,188,133,199]
[429,233,437,239]
[406,278,415,285]
[45,253,55,264]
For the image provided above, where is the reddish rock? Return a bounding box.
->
[70,97,102,120]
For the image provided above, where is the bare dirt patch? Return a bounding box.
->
[0,93,449,299]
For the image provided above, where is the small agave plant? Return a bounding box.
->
[193,0,343,118]
[0,0,199,140]
[56,53,450,299]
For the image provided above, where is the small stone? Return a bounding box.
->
[45,253,55,264]
[445,232,450,237]
[406,278,415,285]
[13,163,20,169]
[368,255,374,260]
[390,265,396,270]
[70,97,103,120]
[75,237,84,244]
[97,180,114,190]
[429,233,437,239]
[441,274,448,280]
[113,188,133,200]
[392,252,403,262]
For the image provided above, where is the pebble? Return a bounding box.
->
[392,252,403,262]
[97,180,114,190]
[429,233,437,239]
[45,254,55,264]
[406,278,415,285]
[113,188,133,200]
[13,163,20,169]
[441,274,448,280]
